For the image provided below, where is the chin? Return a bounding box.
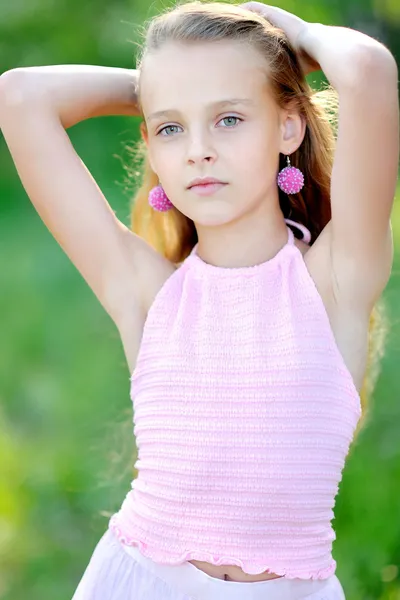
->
[177,197,238,226]
[192,209,236,228]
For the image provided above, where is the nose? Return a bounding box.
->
[186,129,217,165]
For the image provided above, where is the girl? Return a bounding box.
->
[0,1,398,599]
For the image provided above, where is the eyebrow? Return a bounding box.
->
[147,98,255,122]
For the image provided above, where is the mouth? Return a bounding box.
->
[188,182,228,196]
[188,177,227,189]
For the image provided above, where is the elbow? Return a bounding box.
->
[0,70,29,109]
[0,69,44,111]
[351,43,398,88]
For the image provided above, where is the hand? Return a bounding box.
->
[240,3,321,76]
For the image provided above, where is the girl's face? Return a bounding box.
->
[140,39,299,226]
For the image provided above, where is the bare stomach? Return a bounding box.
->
[188,559,284,582]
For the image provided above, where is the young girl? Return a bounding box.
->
[0,1,398,599]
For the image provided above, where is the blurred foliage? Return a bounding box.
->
[0,0,399,599]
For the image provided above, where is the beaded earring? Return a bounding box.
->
[148,183,174,212]
[277,155,304,195]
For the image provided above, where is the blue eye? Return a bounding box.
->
[157,115,242,136]
[158,125,182,136]
[220,116,241,127]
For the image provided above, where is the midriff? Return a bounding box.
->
[188,559,284,582]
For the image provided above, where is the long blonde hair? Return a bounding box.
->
[122,1,388,438]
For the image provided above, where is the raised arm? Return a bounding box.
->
[0,65,172,331]
[299,23,398,308]
[242,3,399,309]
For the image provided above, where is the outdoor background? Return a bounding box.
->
[0,0,399,599]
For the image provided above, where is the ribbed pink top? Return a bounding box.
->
[109,220,362,580]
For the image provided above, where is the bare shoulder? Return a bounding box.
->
[306,220,393,313]
[115,234,177,374]
[131,236,178,315]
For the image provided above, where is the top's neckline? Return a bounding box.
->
[188,220,310,275]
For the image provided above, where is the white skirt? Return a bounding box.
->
[72,527,346,600]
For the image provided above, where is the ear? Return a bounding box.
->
[140,121,156,174]
[278,103,306,155]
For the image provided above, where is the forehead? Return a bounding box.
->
[139,40,272,119]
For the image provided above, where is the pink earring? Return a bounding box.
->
[277,155,304,195]
[148,183,174,212]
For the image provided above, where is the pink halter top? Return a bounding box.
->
[109,219,362,580]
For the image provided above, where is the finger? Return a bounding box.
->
[240,2,268,15]
[240,3,276,24]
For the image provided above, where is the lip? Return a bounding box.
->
[189,182,227,196]
[188,177,226,188]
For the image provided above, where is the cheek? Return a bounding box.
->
[150,145,177,179]
[236,124,278,162]
[235,142,278,183]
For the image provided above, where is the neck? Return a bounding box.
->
[194,199,289,269]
